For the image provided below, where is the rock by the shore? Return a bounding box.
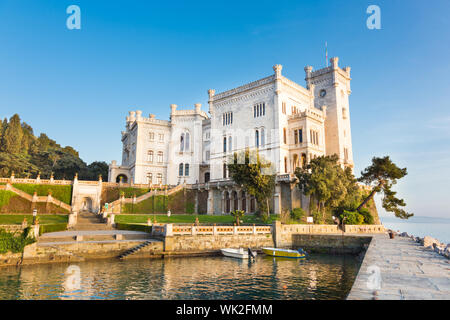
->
[423,236,441,248]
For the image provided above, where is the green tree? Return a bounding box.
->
[357,156,413,219]
[227,150,275,219]
[82,161,109,180]
[295,155,358,221]
[3,114,23,154]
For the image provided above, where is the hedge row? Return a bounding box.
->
[39,223,68,235]
[115,223,152,233]
[13,184,73,205]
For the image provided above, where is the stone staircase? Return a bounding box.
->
[117,240,156,259]
[72,210,113,231]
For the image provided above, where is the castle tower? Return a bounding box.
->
[304,57,354,169]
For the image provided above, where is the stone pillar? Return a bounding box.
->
[32,224,39,239]
[272,220,282,248]
[194,191,199,214]
[207,189,214,215]
[68,212,77,228]
[221,191,226,214]
[245,193,250,213]
[237,194,242,211]
[273,185,281,215]
[108,214,115,227]
[165,223,173,237]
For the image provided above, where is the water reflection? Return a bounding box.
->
[0,254,360,300]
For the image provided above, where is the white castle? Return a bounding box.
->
[109,57,353,215]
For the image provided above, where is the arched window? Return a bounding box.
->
[283,128,287,144]
[223,163,227,178]
[228,136,232,151]
[255,130,259,147]
[179,163,184,176]
[261,128,265,147]
[185,132,190,151]
[284,157,288,173]
[180,133,185,152]
[185,163,190,176]
[157,173,163,184]
[223,137,227,152]
[147,150,153,162]
[157,151,163,163]
[146,173,152,184]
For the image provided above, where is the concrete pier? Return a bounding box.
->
[347,234,450,300]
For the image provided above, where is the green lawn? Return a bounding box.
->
[115,214,279,225]
[0,214,68,225]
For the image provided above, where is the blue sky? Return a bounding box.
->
[0,0,449,218]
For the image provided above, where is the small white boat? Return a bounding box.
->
[220,248,257,259]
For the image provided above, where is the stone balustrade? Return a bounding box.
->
[151,223,271,237]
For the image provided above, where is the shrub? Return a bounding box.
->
[0,228,35,254]
[290,208,305,222]
[340,210,364,225]
[359,208,374,225]
[230,210,245,225]
[311,210,324,224]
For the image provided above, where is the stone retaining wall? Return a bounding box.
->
[0,224,25,233]
[164,233,274,252]
[292,234,372,254]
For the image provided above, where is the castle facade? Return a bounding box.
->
[109,57,353,214]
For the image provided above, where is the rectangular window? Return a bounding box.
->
[206,151,210,161]
[283,128,287,144]
[146,173,152,184]
[149,132,154,141]
[157,173,163,184]
[299,129,303,143]
[282,102,286,114]
[223,137,227,153]
[179,163,183,176]
[159,134,164,141]
[294,130,298,144]
[157,152,163,163]
[185,164,189,176]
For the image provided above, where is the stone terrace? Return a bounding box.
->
[347,234,450,300]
